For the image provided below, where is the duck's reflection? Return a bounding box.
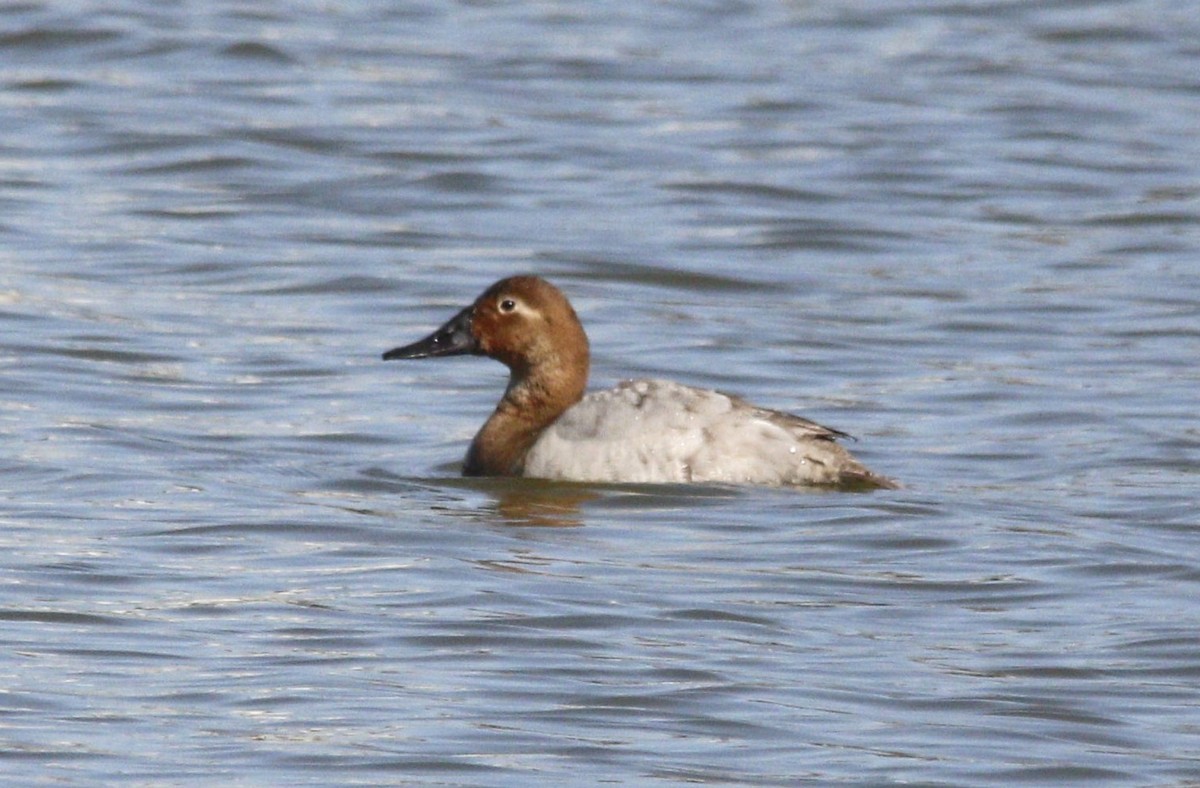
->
[481,478,596,527]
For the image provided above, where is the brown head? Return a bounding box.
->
[466,276,590,386]
[383,276,592,475]
[384,275,588,378]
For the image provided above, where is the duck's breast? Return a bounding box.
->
[521,379,852,485]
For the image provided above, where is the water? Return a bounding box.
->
[3,0,1199,784]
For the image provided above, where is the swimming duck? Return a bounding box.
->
[383,276,896,490]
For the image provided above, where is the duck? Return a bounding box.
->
[383,276,897,490]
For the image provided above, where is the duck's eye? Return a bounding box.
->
[499,298,517,313]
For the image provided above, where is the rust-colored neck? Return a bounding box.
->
[464,339,588,476]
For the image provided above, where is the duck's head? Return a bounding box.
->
[383,276,590,381]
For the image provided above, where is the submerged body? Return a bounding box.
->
[383,276,896,490]
[522,378,889,487]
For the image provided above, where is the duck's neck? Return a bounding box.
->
[464,358,588,477]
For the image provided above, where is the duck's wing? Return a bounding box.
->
[740,397,854,443]
[524,379,894,489]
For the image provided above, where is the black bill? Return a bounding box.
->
[382,306,478,360]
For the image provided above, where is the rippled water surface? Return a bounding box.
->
[3,1,1199,784]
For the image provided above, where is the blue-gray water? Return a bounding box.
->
[3,1,1199,785]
